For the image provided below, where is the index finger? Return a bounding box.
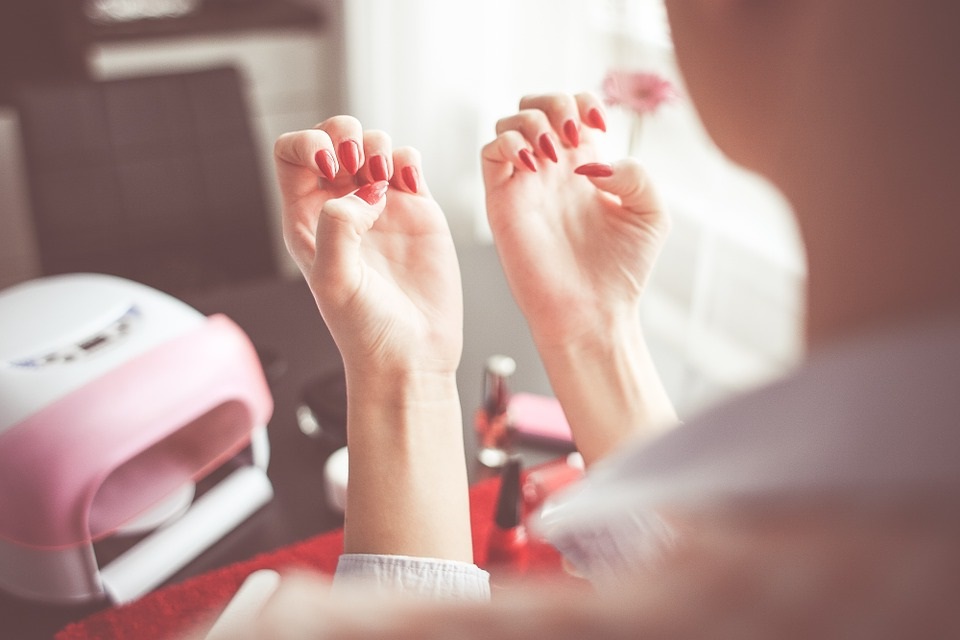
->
[274,128,335,203]
[518,93,582,147]
[516,92,609,146]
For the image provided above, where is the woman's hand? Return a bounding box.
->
[274,117,471,562]
[275,116,462,378]
[483,94,677,464]
[482,92,670,349]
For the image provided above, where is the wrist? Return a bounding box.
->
[530,302,641,356]
[535,315,678,466]
[344,367,462,449]
[345,366,460,407]
[341,367,473,562]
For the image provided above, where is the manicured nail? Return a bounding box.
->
[518,148,537,172]
[563,119,580,147]
[587,108,607,133]
[338,139,361,175]
[315,150,338,181]
[355,180,388,205]
[369,154,389,181]
[574,162,614,177]
[538,133,559,163]
[401,165,420,193]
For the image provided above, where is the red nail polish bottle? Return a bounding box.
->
[475,355,516,469]
[521,453,585,514]
[486,457,529,575]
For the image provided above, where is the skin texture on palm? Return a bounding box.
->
[274,120,462,376]
[273,118,471,563]
[482,93,668,347]
[482,92,678,465]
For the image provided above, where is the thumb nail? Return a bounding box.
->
[574,162,614,178]
[355,180,389,205]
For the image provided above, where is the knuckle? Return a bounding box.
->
[363,128,391,144]
[521,92,577,115]
[394,145,422,162]
[273,132,292,157]
[516,108,550,129]
[576,90,601,104]
[318,114,361,133]
[545,92,576,110]
[320,198,354,224]
[517,93,542,108]
[494,115,516,134]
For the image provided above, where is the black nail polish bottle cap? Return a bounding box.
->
[494,456,523,530]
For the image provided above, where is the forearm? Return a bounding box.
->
[343,369,473,563]
[535,316,677,467]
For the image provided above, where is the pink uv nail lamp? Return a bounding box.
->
[0,274,274,604]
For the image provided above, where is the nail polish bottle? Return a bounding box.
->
[521,452,586,514]
[486,456,529,574]
[474,355,516,469]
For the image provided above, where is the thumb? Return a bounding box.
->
[312,181,389,304]
[575,158,666,218]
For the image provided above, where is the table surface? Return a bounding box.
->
[1,242,567,639]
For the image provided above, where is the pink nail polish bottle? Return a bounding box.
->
[486,457,529,575]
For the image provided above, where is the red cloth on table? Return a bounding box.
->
[55,473,567,640]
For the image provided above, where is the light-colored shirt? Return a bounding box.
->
[333,554,490,600]
[335,316,960,597]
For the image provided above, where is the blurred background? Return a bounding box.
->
[0,0,806,420]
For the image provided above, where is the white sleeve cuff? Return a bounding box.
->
[333,554,491,601]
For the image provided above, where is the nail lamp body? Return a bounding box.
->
[0,274,274,604]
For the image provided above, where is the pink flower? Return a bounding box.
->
[602,70,680,116]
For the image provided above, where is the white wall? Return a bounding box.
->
[342,0,618,241]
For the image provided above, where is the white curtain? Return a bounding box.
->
[341,0,806,415]
[342,0,615,239]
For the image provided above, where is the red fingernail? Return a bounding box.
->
[538,133,559,163]
[401,165,420,193]
[369,154,389,181]
[338,139,361,175]
[574,162,614,177]
[315,150,337,181]
[518,148,537,172]
[355,180,388,205]
[587,108,607,133]
[563,119,580,147]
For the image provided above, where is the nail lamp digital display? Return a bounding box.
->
[0,274,274,604]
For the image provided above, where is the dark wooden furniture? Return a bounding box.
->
[0,1,89,105]
[0,0,324,107]
[14,66,278,297]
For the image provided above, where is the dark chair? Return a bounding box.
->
[14,66,277,296]
[0,0,88,105]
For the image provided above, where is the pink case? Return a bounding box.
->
[509,392,573,445]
